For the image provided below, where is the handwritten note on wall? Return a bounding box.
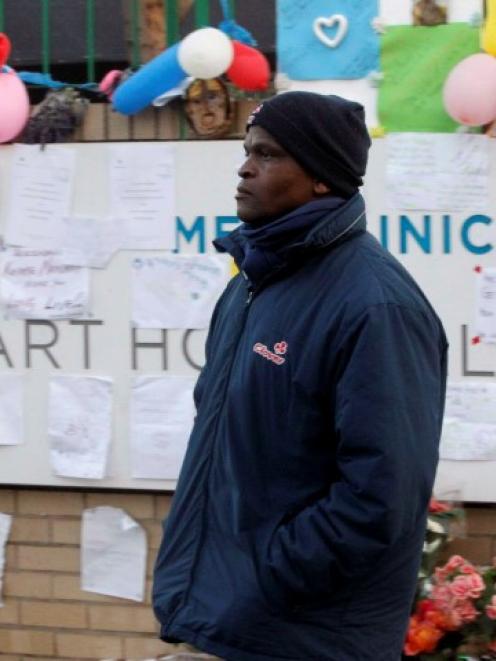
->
[131,254,230,329]
[440,382,496,460]
[0,247,90,319]
[386,133,489,210]
[475,267,496,344]
[48,375,113,479]
[130,375,196,480]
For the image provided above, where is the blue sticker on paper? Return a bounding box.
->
[277,0,379,80]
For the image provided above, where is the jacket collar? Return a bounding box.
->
[215,192,366,285]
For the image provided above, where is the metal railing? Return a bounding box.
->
[0,0,246,142]
[0,0,236,81]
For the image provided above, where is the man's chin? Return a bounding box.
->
[236,203,256,224]
[236,201,273,226]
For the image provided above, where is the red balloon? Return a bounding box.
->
[226,41,270,91]
[0,33,11,68]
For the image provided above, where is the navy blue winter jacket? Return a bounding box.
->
[153,193,448,661]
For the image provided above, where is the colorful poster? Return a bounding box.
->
[378,24,479,132]
[277,0,380,80]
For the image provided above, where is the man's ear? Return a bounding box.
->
[313,180,331,195]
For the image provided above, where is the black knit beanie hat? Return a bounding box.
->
[247,91,371,198]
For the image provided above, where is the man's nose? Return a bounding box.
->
[238,156,255,178]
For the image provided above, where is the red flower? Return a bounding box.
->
[429,498,452,513]
[404,614,444,656]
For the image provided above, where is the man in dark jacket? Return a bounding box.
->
[153,92,448,661]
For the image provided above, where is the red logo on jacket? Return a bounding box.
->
[253,341,287,365]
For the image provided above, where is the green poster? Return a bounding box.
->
[379,24,480,133]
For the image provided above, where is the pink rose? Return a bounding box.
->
[434,566,449,582]
[445,555,466,572]
[450,573,484,599]
[452,599,479,623]
[431,584,452,609]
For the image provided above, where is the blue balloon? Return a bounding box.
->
[113,43,186,115]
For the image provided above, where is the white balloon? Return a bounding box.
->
[178,27,234,79]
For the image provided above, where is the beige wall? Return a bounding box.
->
[0,487,194,660]
[1,487,496,658]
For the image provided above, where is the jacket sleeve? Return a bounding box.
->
[258,302,448,608]
[193,274,240,411]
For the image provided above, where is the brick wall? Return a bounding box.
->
[0,487,195,660]
[440,505,496,566]
[1,489,496,659]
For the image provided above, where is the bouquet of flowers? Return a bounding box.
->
[404,554,496,659]
[403,498,496,659]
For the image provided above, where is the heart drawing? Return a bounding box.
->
[313,14,349,48]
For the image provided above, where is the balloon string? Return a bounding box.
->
[218,0,232,21]
[218,0,257,46]
[17,70,99,91]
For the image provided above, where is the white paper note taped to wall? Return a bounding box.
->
[475,267,496,344]
[55,216,123,269]
[0,513,12,607]
[440,382,496,460]
[81,506,146,602]
[0,373,24,445]
[386,133,489,211]
[131,254,230,329]
[130,374,196,480]
[4,144,76,248]
[108,143,176,250]
[48,375,113,479]
[0,247,90,319]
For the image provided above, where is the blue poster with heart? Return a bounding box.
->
[277,0,380,80]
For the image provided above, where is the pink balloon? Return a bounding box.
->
[443,53,496,126]
[0,70,30,143]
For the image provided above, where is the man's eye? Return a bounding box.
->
[259,150,271,160]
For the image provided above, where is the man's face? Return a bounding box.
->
[236,126,318,225]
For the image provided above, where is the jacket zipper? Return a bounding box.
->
[241,269,254,305]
